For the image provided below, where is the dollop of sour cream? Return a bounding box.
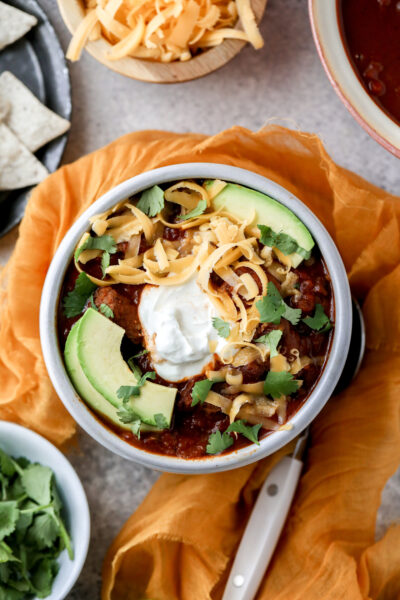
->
[138,277,226,382]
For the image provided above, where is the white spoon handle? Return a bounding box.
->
[222,456,303,600]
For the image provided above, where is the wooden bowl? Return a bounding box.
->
[57,0,267,83]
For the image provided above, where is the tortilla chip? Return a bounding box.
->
[0,97,9,122]
[0,2,38,51]
[0,71,70,153]
[0,123,48,190]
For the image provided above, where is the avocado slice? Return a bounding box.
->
[209,182,314,267]
[65,321,133,430]
[65,308,176,429]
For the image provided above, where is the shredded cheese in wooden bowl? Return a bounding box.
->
[58,0,267,82]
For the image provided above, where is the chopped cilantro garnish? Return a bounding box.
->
[127,357,142,379]
[62,272,97,318]
[130,420,141,438]
[137,185,165,217]
[255,329,283,358]
[282,303,302,326]
[153,414,169,429]
[256,282,285,324]
[101,250,111,277]
[117,371,156,400]
[212,317,230,339]
[74,234,117,263]
[264,371,300,399]
[226,420,262,445]
[258,225,311,259]
[302,303,332,332]
[99,303,114,319]
[206,430,234,455]
[131,348,149,358]
[178,198,207,221]
[256,282,301,326]
[116,404,141,424]
[74,234,117,279]
[191,379,213,407]
[0,448,73,598]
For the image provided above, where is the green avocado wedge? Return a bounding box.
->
[208,182,314,267]
[64,309,176,430]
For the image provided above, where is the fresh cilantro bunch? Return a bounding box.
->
[0,449,73,599]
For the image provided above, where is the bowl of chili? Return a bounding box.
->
[40,163,352,474]
[309,0,400,158]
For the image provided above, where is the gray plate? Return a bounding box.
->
[0,0,71,238]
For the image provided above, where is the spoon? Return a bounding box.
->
[222,298,365,600]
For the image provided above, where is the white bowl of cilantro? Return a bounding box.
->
[0,421,90,600]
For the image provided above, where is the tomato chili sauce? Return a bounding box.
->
[58,238,334,460]
[338,0,400,125]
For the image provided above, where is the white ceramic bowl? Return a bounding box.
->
[309,0,400,158]
[40,163,352,474]
[0,421,90,600]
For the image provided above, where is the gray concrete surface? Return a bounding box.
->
[0,0,399,598]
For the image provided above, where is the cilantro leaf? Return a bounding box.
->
[0,449,73,594]
[0,503,18,541]
[0,541,19,564]
[258,225,276,247]
[131,349,149,359]
[130,420,141,438]
[21,465,53,506]
[212,317,230,339]
[256,282,285,324]
[99,304,114,319]
[127,358,142,380]
[27,513,58,550]
[264,371,300,399]
[258,225,311,259]
[226,420,262,445]
[62,273,97,318]
[0,450,15,478]
[282,304,302,326]
[302,303,332,332]
[74,234,117,262]
[191,379,213,407]
[153,414,169,429]
[31,557,58,598]
[178,198,207,221]
[101,251,110,278]
[206,431,234,455]
[256,282,302,326]
[255,329,282,358]
[137,185,165,217]
[117,372,156,400]
[116,405,141,424]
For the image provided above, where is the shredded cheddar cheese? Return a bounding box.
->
[70,178,326,436]
[66,0,264,63]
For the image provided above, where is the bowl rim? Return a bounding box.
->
[309,0,400,158]
[40,162,352,474]
[57,0,267,84]
[0,421,90,600]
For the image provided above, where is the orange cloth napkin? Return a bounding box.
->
[1,126,400,599]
